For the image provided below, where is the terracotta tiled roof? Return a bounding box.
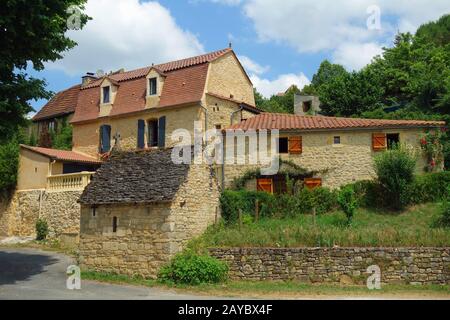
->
[20,145,101,164]
[32,85,81,121]
[228,113,446,131]
[79,148,190,205]
[71,49,233,123]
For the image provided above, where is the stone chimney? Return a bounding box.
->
[81,72,97,86]
[294,95,321,116]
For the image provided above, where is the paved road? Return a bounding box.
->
[0,248,212,300]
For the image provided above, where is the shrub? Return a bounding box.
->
[158,251,228,285]
[374,146,416,210]
[434,186,450,228]
[52,124,73,150]
[337,186,358,225]
[35,219,49,241]
[0,139,19,192]
[220,190,275,223]
[409,171,450,204]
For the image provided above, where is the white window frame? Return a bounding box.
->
[148,77,157,96]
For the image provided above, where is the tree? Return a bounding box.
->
[311,60,347,89]
[52,123,73,150]
[0,0,89,143]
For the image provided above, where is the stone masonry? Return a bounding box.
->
[209,247,450,285]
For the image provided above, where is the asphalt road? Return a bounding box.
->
[0,248,211,300]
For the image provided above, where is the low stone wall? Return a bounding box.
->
[209,247,450,285]
[0,189,82,240]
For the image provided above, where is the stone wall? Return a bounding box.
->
[0,189,82,240]
[79,164,221,278]
[209,247,450,285]
[223,128,429,189]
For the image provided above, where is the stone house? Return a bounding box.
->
[223,113,445,191]
[78,148,220,278]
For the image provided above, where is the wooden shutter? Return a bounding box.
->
[100,125,111,153]
[257,178,273,194]
[158,116,166,148]
[137,119,145,149]
[304,178,322,190]
[289,136,302,154]
[372,133,387,151]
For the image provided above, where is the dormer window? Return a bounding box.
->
[102,86,111,104]
[149,77,157,96]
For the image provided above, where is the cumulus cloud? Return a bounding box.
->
[47,0,204,75]
[238,55,270,75]
[251,72,310,98]
[333,42,383,71]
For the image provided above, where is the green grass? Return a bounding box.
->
[190,203,450,248]
[81,271,449,298]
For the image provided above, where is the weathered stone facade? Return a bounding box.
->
[209,247,450,285]
[79,163,220,278]
[0,189,82,240]
[222,128,429,189]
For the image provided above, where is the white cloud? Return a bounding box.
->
[47,0,204,75]
[251,73,310,98]
[333,42,383,71]
[238,55,270,75]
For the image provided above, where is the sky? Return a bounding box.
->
[29,0,450,115]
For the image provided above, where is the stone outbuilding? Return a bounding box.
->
[78,148,220,278]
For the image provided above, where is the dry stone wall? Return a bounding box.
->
[209,247,450,285]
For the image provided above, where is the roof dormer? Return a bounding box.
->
[99,77,119,117]
[146,67,166,108]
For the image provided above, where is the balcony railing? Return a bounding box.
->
[47,172,95,192]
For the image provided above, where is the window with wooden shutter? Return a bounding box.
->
[372,133,387,151]
[289,136,302,154]
[257,178,273,194]
[137,119,145,149]
[304,178,322,190]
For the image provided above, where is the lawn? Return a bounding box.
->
[190,203,450,248]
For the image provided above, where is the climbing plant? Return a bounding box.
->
[420,129,446,172]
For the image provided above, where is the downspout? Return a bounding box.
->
[200,102,208,145]
[230,104,244,126]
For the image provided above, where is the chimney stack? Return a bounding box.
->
[82,72,97,86]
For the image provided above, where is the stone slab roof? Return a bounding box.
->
[79,148,190,205]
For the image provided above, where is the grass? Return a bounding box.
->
[81,271,450,299]
[189,203,450,248]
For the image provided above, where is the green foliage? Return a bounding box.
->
[436,196,450,228]
[52,124,73,150]
[420,129,445,172]
[0,0,90,143]
[0,139,19,191]
[254,86,301,114]
[36,219,49,241]
[158,251,228,285]
[220,187,337,224]
[337,186,358,225]
[374,146,417,210]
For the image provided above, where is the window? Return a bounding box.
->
[278,137,289,154]
[149,77,157,96]
[48,121,55,131]
[99,125,111,153]
[112,216,118,233]
[102,86,110,104]
[334,136,341,144]
[387,133,400,150]
[91,207,96,217]
[302,101,312,113]
[215,124,222,130]
[148,119,159,147]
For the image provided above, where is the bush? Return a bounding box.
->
[374,146,416,210]
[52,124,73,150]
[434,186,450,228]
[35,219,49,241]
[337,186,358,225]
[220,190,275,223]
[0,139,19,192]
[158,251,228,285]
[409,171,450,204]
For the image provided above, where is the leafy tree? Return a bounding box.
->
[311,60,347,89]
[337,186,358,226]
[415,14,450,47]
[52,123,73,150]
[0,137,20,191]
[0,0,89,143]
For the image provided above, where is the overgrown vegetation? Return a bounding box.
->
[373,145,417,210]
[0,138,20,191]
[337,186,357,226]
[192,203,449,248]
[51,123,73,150]
[434,186,450,228]
[158,250,228,285]
[35,219,49,241]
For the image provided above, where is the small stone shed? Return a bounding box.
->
[78,148,220,278]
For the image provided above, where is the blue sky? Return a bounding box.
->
[29,0,450,114]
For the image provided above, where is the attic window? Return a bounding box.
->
[149,77,157,96]
[102,86,110,104]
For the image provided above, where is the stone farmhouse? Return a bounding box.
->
[0,48,446,276]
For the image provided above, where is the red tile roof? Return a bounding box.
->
[32,85,81,121]
[20,145,101,164]
[228,113,446,131]
[71,48,233,123]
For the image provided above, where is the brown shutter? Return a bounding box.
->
[372,133,387,151]
[257,178,273,194]
[304,178,322,190]
[289,136,302,154]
